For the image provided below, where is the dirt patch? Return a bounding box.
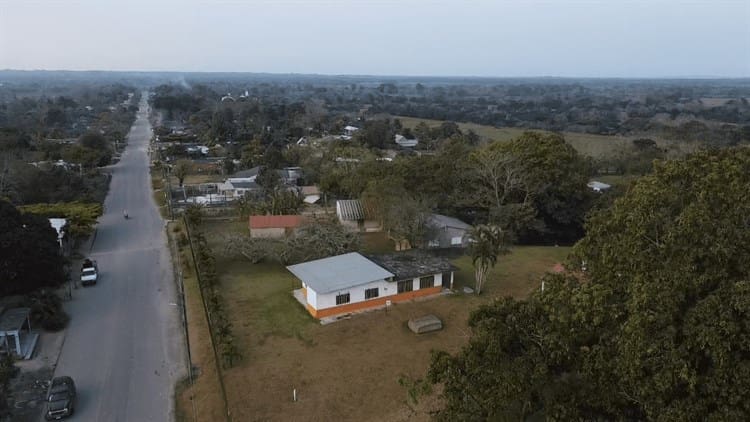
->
[4,367,53,422]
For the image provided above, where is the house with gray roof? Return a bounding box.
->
[425,214,472,249]
[287,251,453,319]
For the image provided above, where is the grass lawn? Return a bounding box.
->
[198,220,572,421]
[395,115,634,158]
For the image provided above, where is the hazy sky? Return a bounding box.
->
[1,0,748,77]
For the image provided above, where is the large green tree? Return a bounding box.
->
[0,200,67,296]
[428,148,750,420]
[462,132,592,242]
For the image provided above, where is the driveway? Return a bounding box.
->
[52,93,185,421]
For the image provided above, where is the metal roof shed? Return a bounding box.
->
[0,307,35,358]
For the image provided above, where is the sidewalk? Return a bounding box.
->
[3,233,97,422]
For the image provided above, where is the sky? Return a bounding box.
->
[1,0,748,78]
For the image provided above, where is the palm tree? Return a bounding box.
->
[469,224,509,294]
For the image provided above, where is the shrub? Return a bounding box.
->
[25,291,70,332]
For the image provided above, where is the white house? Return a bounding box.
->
[287,251,454,319]
[343,125,359,137]
[587,181,612,192]
[394,134,418,148]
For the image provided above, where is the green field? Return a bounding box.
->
[395,115,635,158]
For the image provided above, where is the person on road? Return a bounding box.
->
[123,209,129,219]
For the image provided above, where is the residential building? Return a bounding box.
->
[249,215,306,238]
[335,199,381,232]
[287,251,455,319]
[425,214,472,248]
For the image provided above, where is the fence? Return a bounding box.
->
[182,218,232,422]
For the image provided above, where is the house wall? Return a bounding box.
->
[303,272,448,318]
[250,227,286,238]
[339,219,360,232]
[363,219,382,232]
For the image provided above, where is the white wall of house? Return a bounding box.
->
[308,273,444,310]
[250,227,286,238]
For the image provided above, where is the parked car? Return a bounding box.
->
[45,376,76,420]
[81,258,98,286]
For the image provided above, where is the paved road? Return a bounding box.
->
[53,94,185,421]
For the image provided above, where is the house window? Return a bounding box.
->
[450,236,463,245]
[397,280,413,293]
[365,287,379,300]
[419,275,435,289]
[336,292,350,305]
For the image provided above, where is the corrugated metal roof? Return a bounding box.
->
[249,215,305,229]
[427,214,472,231]
[336,199,365,221]
[286,252,394,294]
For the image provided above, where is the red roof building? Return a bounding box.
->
[249,215,306,238]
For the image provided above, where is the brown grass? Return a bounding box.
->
[170,220,229,422]
[199,220,570,421]
[395,115,634,158]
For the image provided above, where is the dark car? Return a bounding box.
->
[45,376,76,420]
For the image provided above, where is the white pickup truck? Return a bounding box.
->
[81,258,98,286]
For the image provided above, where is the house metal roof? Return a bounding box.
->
[427,214,471,231]
[0,308,31,333]
[336,199,365,220]
[230,181,260,190]
[367,251,457,280]
[286,252,394,294]
[231,166,261,178]
[249,215,305,229]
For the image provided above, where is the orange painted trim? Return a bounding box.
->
[302,287,307,299]
[307,286,442,319]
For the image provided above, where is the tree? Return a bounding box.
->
[256,166,281,195]
[0,199,67,296]
[428,148,750,420]
[19,202,102,239]
[468,224,509,294]
[172,159,192,187]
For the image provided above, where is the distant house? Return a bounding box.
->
[287,251,454,319]
[394,134,418,148]
[587,181,612,193]
[278,167,303,186]
[300,185,321,204]
[249,215,306,238]
[336,199,381,232]
[425,214,472,249]
[217,180,262,199]
[343,125,359,137]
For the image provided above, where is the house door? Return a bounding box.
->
[441,272,452,289]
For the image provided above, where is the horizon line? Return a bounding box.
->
[1,68,749,81]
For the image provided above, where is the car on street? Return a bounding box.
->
[45,376,76,420]
[81,258,98,286]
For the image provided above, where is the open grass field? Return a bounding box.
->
[395,115,634,158]
[197,220,571,421]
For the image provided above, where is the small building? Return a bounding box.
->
[587,181,612,193]
[394,134,419,148]
[300,185,321,204]
[217,180,262,199]
[343,125,359,137]
[425,214,472,249]
[0,307,38,359]
[249,215,306,238]
[287,251,454,319]
[335,199,381,232]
